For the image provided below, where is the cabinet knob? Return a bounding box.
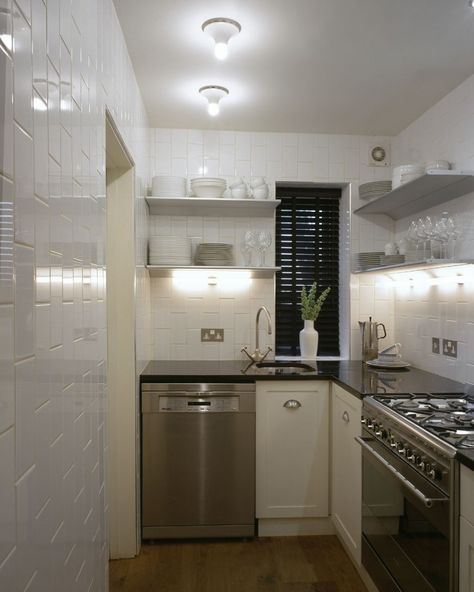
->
[342,411,350,423]
[283,399,302,409]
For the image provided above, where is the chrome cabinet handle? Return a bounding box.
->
[283,399,301,409]
[342,411,350,423]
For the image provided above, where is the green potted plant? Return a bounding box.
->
[299,282,331,358]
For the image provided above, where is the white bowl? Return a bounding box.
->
[193,185,226,198]
[231,188,248,199]
[250,176,265,188]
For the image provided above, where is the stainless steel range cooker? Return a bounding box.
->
[358,391,474,592]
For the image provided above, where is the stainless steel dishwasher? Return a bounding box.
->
[141,383,256,539]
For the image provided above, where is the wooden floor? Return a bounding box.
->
[109,536,368,592]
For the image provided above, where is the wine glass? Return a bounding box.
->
[256,231,272,267]
[241,230,257,266]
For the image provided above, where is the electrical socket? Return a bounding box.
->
[201,328,224,342]
[432,337,440,354]
[442,338,457,358]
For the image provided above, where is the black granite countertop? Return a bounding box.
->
[140,359,471,469]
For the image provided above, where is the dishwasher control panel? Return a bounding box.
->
[158,395,240,413]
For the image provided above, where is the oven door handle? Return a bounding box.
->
[354,436,448,509]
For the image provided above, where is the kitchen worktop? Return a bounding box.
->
[141,359,464,397]
[141,359,473,469]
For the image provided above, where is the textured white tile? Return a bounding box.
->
[33,89,48,200]
[31,0,47,100]
[0,428,15,568]
[282,145,297,178]
[46,0,59,71]
[0,305,14,431]
[59,38,71,134]
[14,123,34,245]
[47,58,60,162]
[14,244,35,359]
[0,0,12,54]
[0,175,14,303]
[0,46,13,179]
[171,129,187,158]
[12,4,33,135]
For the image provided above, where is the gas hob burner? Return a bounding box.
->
[436,430,474,449]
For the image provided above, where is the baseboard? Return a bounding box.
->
[257,517,336,537]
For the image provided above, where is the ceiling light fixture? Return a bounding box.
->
[202,17,241,60]
[470,0,474,7]
[199,85,229,117]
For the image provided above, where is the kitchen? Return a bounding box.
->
[2,0,474,591]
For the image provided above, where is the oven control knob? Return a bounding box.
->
[390,437,398,449]
[397,444,406,455]
[406,451,416,463]
[425,462,432,475]
[418,459,426,470]
[361,417,367,425]
[405,448,412,460]
[366,419,374,429]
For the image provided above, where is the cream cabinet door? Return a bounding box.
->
[331,383,362,564]
[256,381,329,519]
[460,466,474,592]
[460,516,474,592]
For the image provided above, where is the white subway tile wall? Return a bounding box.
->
[149,128,395,360]
[391,74,474,383]
[0,0,150,590]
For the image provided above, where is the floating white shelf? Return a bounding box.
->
[353,170,474,220]
[146,196,281,217]
[146,265,281,278]
[352,258,474,274]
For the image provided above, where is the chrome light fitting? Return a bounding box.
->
[199,85,229,117]
[202,17,241,60]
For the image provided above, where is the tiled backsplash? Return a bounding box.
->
[149,128,396,359]
[390,73,474,383]
[0,0,149,589]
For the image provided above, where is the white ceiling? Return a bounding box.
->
[113,0,474,135]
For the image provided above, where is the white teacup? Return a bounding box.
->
[229,178,244,189]
[252,184,269,199]
[250,176,265,189]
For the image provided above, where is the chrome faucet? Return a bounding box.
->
[241,306,273,363]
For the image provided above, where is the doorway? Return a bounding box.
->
[105,113,138,558]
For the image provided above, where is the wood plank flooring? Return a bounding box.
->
[109,536,368,592]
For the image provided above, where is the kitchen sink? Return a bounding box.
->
[255,361,315,374]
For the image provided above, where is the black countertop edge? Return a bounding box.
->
[458,451,474,471]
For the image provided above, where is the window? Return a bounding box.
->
[275,186,341,357]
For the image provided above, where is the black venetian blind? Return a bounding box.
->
[275,186,340,356]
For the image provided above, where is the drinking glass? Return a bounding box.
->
[241,230,257,266]
[256,231,272,266]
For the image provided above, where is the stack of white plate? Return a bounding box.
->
[190,177,226,199]
[151,176,187,197]
[149,236,192,265]
[194,243,234,266]
[354,252,384,272]
[359,181,392,201]
[392,165,425,188]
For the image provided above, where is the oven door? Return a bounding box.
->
[357,434,452,592]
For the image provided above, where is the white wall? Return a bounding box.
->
[149,128,396,360]
[0,0,149,589]
[391,74,474,383]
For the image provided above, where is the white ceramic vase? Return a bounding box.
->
[299,320,319,359]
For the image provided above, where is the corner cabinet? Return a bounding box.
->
[331,383,362,565]
[460,465,474,592]
[256,381,330,521]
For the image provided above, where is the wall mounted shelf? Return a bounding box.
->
[352,258,474,274]
[146,196,281,217]
[353,170,474,220]
[146,265,281,278]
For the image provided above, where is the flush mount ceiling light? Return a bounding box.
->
[202,17,241,60]
[199,85,229,117]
